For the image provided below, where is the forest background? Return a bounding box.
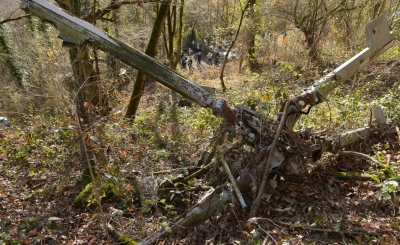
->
[0,0,400,244]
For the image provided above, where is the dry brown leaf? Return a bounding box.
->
[23,237,30,244]
[37,233,45,240]
[354,236,362,245]
[126,183,134,192]
[288,184,299,191]
[121,151,128,158]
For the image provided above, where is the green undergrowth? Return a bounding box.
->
[74,181,122,208]
[0,114,76,175]
[1,56,399,244]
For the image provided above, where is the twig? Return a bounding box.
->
[262,231,278,245]
[181,161,214,183]
[221,154,247,208]
[338,150,378,164]
[275,221,380,236]
[250,101,289,217]
[0,14,32,25]
[253,220,280,245]
[158,186,212,192]
[219,0,250,91]
[151,166,201,175]
[156,162,214,198]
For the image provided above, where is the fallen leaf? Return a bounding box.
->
[126,184,134,191]
[38,233,45,240]
[288,184,299,191]
[273,227,282,236]
[121,151,128,158]
[283,196,294,204]
[24,237,30,244]
[275,207,291,212]
[355,236,362,245]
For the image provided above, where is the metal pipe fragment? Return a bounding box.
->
[221,154,247,208]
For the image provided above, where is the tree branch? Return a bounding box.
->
[0,14,32,25]
[83,0,157,23]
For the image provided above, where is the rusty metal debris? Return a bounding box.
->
[279,14,393,130]
[0,117,10,127]
[221,154,247,208]
[20,1,395,243]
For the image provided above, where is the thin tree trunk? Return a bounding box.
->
[220,0,249,92]
[165,0,184,70]
[125,0,172,119]
[247,0,258,70]
[55,0,99,184]
[176,0,184,69]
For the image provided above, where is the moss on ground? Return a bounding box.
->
[74,182,121,208]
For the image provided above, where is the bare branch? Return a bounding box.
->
[0,14,32,25]
[83,0,160,23]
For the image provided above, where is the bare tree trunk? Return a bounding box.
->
[219,0,250,92]
[246,0,259,70]
[164,0,184,70]
[125,0,172,119]
[107,8,121,78]
[54,0,100,184]
[162,0,184,105]
[176,0,184,69]
[292,0,355,64]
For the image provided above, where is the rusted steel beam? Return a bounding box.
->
[20,0,237,124]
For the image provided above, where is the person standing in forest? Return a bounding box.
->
[188,56,193,73]
[196,52,202,69]
[188,48,193,56]
[207,52,213,65]
[180,52,184,68]
[181,55,187,69]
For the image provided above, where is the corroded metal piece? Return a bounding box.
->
[180,80,213,104]
[236,148,285,193]
[221,154,247,208]
[20,0,216,108]
[280,15,393,130]
[0,117,10,127]
[21,0,246,124]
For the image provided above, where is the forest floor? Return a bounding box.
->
[1,59,400,245]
